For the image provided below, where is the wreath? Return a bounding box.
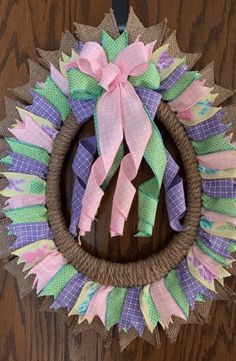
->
[1,8,236,350]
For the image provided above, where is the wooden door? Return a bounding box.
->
[0,1,236,360]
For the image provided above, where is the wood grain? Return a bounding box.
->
[0,0,236,360]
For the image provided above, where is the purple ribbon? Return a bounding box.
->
[164,151,186,231]
[198,228,233,259]
[70,87,161,127]
[52,272,87,310]
[156,50,175,72]
[119,287,145,336]
[159,64,188,91]
[25,92,61,127]
[185,109,228,141]
[8,222,53,249]
[202,179,236,198]
[68,98,96,125]
[135,87,161,119]
[176,259,215,309]
[69,136,97,235]
[41,125,58,140]
[74,41,85,54]
[6,152,48,179]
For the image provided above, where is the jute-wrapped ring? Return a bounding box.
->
[46,101,202,287]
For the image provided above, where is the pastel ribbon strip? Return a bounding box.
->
[119,287,145,336]
[77,41,155,237]
[163,151,186,231]
[69,136,96,235]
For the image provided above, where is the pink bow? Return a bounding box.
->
[77,40,155,237]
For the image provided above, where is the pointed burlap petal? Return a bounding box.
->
[142,327,161,347]
[126,7,145,43]
[0,219,15,259]
[4,258,35,298]
[72,316,113,344]
[126,7,168,48]
[119,328,138,351]
[118,327,160,350]
[74,9,119,43]
[165,310,200,343]
[194,301,212,323]
[0,98,19,137]
[200,62,233,106]
[9,61,48,103]
[38,31,77,70]
[37,49,61,70]
[139,20,168,49]
[5,97,19,118]
[38,296,55,312]
[215,281,236,300]
[164,31,201,69]
[60,31,77,55]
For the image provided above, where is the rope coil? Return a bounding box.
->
[46,101,202,287]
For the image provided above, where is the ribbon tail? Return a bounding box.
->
[78,88,123,236]
[69,136,96,236]
[110,83,152,237]
[136,123,167,237]
[164,151,186,231]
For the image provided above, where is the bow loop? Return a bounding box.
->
[77,42,108,81]
[116,41,156,77]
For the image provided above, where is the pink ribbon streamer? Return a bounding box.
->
[50,64,70,96]
[202,208,236,226]
[150,278,186,328]
[192,244,221,277]
[197,150,236,170]
[10,114,53,153]
[169,80,212,112]
[4,195,45,210]
[21,245,54,264]
[26,251,67,293]
[77,41,154,237]
[83,285,113,324]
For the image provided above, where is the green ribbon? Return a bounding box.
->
[35,76,71,120]
[192,134,235,155]
[195,237,228,267]
[6,137,50,165]
[39,264,77,298]
[202,193,236,217]
[162,71,200,101]
[164,269,189,316]
[136,121,166,237]
[105,287,127,330]
[4,205,47,224]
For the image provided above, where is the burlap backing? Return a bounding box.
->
[0,7,235,352]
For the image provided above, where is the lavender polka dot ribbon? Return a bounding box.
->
[25,92,62,127]
[186,109,228,141]
[198,228,233,259]
[164,151,186,231]
[202,179,236,198]
[8,222,53,249]
[69,136,97,235]
[176,259,215,309]
[52,272,87,310]
[6,152,48,179]
[119,287,145,336]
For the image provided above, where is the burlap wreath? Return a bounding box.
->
[1,8,236,351]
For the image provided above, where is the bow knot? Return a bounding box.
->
[100,63,122,91]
